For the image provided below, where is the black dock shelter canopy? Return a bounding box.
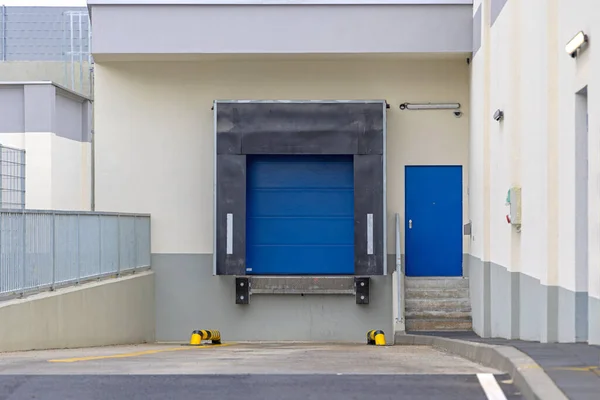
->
[214,100,387,277]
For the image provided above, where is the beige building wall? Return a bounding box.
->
[93,57,470,341]
[94,58,470,255]
[469,0,600,344]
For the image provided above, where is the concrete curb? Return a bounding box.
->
[394,333,567,400]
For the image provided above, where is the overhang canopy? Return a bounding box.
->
[88,1,473,60]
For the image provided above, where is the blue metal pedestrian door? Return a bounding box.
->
[405,166,463,277]
[246,155,355,275]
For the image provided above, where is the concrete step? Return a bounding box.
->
[405,277,469,289]
[402,277,472,332]
[406,318,473,331]
[405,288,470,299]
[405,310,472,320]
[405,298,471,312]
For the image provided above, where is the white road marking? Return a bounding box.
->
[477,373,508,400]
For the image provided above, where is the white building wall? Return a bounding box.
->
[0,133,52,210]
[468,0,490,338]
[470,0,600,344]
[561,0,600,345]
[0,133,91,210]
[51,136,92,211]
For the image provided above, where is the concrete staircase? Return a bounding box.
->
[405,277,472,331]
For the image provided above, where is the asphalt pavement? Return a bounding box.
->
[0,343,522,400]
[416,331,600,400]
[0,374,521,400]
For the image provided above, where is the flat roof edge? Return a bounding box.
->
[213,99,388,103]
[87,1,473,5]
[0,81,92,102]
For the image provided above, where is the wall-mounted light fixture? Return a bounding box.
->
[493,109,504,121]
[399,102,461,111]
[565,31,588,58]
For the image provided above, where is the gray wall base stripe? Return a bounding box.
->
[394,333,568,400]
[153,253,393,342]
[575,291,588,342]
[483,261,491,337]
[510,271,520,339]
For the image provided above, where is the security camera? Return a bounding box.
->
[453,111,463,118]
[565,31,588,58]
[493,109,504,121]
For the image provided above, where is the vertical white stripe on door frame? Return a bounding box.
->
[367,213,374,255]
[226,213,233,254]
[476,374,508,400]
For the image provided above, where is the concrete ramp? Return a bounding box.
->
[0,271,155,353]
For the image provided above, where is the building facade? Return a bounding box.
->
[88,0,599,344]
[0,6,94,211]
[469,0,599,344]
[0,81,92,210]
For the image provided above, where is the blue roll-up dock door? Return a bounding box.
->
[246,155,355,275]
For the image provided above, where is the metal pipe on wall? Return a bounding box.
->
[87,11,95,211]
[62,11,68,86]
[90,127,95,211]
[89,61,95,211]
[78,12,83,93]
[1,5,7,61]
[395,213,405,329]
[69,12,75,90]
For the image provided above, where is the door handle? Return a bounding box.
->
[409,219,412,229]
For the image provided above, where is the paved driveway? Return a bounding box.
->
[0,342,522,399]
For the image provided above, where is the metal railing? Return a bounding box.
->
[0,210,151,299]
[0,145,26,210]
[0,7,93,96]
[395,213,405,331]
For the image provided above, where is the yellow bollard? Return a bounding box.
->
[367,330,386,346]
[199,330,222,344]
[189,330,202,345]
[374,330,386,346]
[188,329,222,345]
